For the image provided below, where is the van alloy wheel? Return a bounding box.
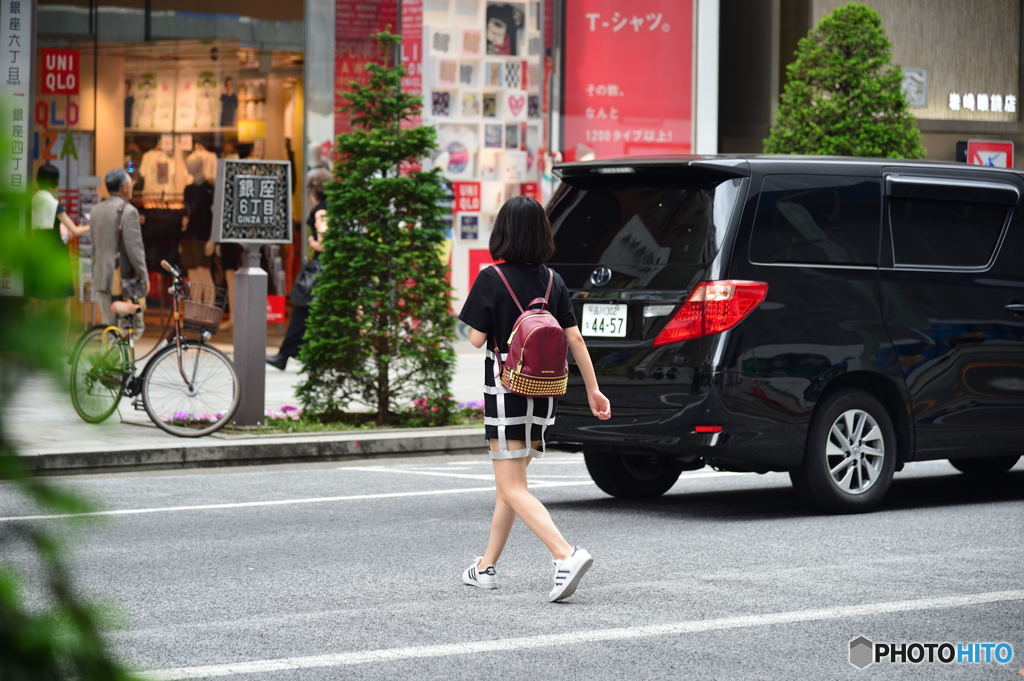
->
[825,409,885,495]
[790,389,897,513]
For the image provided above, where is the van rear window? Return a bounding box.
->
[549,177,742,272]
[749,175,881,266]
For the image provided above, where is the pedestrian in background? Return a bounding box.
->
[90,169,148,336]
[29,164,89,326]
[458,195,611,602]
[180,153,215,303]
[267,168,332,370]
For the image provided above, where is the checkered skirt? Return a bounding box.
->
[484,350,556,459]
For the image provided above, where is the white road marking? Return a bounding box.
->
[0,467,753,523]
[0,482,593,523]
[342,466,594,482]
[139,589,1024,680]
[341,466,496,481]
[347,464,743,481]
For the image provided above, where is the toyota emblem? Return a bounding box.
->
[590,266,612,287]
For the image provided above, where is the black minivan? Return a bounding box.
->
[545,155,1024,512]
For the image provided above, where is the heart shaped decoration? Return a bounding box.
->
[508,95,525,117]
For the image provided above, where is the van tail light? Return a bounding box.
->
[652,281,768,347]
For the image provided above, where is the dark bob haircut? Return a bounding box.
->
[36,163,60,190]
[488,195,555,264]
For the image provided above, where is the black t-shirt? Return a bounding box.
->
[183,181,214,241]
[459,263,577,353]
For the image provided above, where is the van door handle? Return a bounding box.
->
[1006,303,1024,314]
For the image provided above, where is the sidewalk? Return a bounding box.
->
[10,330,488,474]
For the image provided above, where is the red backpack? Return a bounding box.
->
[492,265,569,397]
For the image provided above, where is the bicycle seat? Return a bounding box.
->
[109,300,141,317]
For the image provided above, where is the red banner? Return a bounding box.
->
[400,0,423,130]
[266,295,286,323]
[562,0,693,160]
[335,0,397,40]
[334,0,399,137]
[41,49,79,95]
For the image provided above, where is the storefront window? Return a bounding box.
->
[32,0,306,320]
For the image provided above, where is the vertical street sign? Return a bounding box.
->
[213,159,293,426]
[1,0,33,296]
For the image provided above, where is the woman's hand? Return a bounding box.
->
[204,240,215,257]
[308,235,325,253]
[588,389,611,420]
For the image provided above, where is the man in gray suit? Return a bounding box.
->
[91,169,148,335]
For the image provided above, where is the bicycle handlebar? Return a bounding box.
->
[160,259,182,278]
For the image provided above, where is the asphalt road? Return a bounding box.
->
[2,455,1022,680]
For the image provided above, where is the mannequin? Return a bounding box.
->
[192,142,218,183]
[139,143,175,196]
[181,154,215,303]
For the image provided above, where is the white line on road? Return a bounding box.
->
[342,466,497,481]
[0,482,593,523]
[0,468,751,523]
[344,465,743,481]
[139,589,1024,680]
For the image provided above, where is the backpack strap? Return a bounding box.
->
[491,264,524,313]
[543,266,554,304]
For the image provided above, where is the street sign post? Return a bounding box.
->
[213,159,293,426]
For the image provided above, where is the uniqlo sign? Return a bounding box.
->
[452,182,481,213]
[562,0,693,159]
[966,139,1014,168]
[41,49,80,95]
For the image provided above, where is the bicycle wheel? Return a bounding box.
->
[69,326,128,423]
[142,341,240,437]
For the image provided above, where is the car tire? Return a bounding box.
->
[790,390,897,514]
[948,455,1021,476]
[584,451,682,499]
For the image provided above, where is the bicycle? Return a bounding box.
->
[69,259,240,437]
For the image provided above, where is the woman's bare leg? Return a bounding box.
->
[187,266,214,303]
[478,495,515,569]
[489,439,573,560]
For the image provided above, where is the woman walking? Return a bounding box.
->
[458,195,611,602]
[267,168,332,370]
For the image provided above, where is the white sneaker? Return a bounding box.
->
[462,557,497,590]
[548,546,593,602]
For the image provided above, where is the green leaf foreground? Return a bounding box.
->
[1,152,143,678]
[764,3,926,159]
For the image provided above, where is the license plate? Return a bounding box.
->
[581,303,628,337]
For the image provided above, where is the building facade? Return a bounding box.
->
[4,0,1018,313]
[720,0,1024,165]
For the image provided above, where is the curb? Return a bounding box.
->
[24,426,486,475]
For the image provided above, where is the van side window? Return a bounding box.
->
[889,195,1010,269]
[749,175,881,266]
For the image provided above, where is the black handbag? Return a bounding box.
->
[290,257,322,306]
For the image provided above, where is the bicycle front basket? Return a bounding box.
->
[182,283,226,331]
